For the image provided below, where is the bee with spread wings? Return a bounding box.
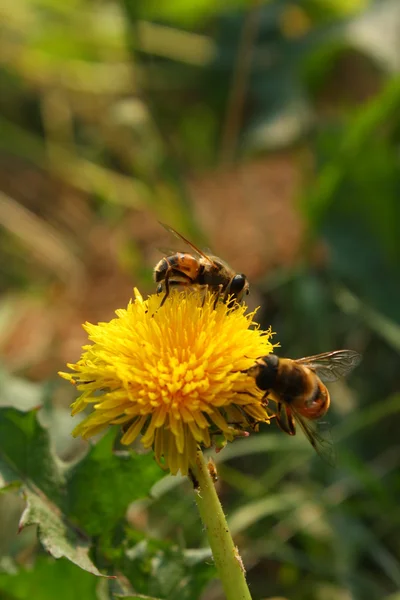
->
[245,349,362,464]
[154,224,249,306]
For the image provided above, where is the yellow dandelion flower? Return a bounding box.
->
[59,289,275,475]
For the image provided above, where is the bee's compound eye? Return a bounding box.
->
[264,354,279,368]
[230,274,247,296]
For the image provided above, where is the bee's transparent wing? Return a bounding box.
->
[291,408,336,467]
[158,223,215,265]
[157,246,183,257]
[295,350,361,383]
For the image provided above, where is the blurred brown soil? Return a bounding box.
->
[189,154,303,279]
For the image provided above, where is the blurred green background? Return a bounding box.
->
[1,0,400,599]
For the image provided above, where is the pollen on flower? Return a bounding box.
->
[59,288,275,475]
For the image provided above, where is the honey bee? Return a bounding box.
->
[154,224,249,307]
[245,350,361,463]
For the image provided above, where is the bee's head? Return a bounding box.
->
[259,354,279,369]
[247,354,279,392]
[229,274,249,301]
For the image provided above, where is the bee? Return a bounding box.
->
[244,350,361,464]
[154,224,249,307]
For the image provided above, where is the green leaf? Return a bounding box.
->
[0,409,166,577]
[0,556,99,600]
[0,408,65,504]
[117,536,215,600]
[19,488,103,577]
[66,429,165,537]
[0,408,104,576]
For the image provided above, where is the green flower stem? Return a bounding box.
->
[191,450,252,600]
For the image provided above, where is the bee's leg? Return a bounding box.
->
[201,285,209,307]
[211,424,251,437]
[274,403,286,432]
[234,390,259,399]
[285,406,296,435]
[231,356,262,374]
[223,278,233,304]
[274,403,296,436]
[159,267,172,307]
[159,269,192,307]
[213,284,224,309]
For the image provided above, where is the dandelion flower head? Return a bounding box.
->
[59,290,275,475]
